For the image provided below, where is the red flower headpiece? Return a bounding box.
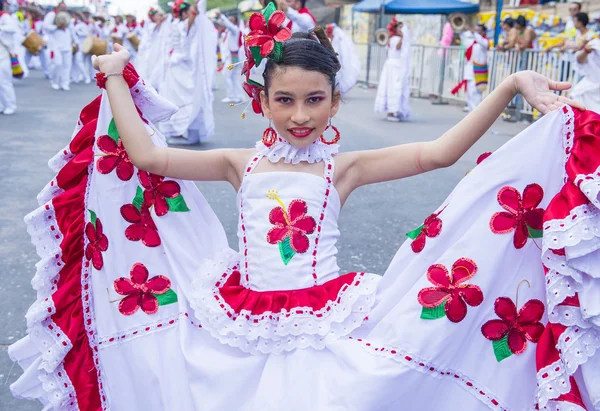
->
[242,80,264,116]
[387,17,401,37]
[148,8,158,18]
[243,2,291,78]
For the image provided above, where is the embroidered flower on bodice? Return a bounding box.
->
[266,190,316,265]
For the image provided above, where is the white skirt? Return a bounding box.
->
[374,58,411,120]
[8,67,600,411]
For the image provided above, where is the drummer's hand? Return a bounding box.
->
[511,70,585,114]
[92,43,130,73]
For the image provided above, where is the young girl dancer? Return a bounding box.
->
[9,5,599,410]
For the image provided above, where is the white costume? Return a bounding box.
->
[109,22,127,54]
[123,22,141,62]
[71,20,91,83]
[0,10,17,113]
[136,16,173,92]
[375,26,411,120]
[159,13,217,143]
[285,8,315,33]
[460,30,489,112]
[329,24,361,95]
[8,70,600,409]
[43,10,74,90]
[219,14,244,103]
[24,18,50,77]
[571,38,600,113]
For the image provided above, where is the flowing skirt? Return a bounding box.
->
[8,66,600,411]
[374,58,411,120]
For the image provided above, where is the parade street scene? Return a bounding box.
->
[1,0,600,410]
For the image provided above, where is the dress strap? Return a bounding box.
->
[323,156,335,180]
[243,152,264,178]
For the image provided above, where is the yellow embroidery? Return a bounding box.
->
[266,190,291,225]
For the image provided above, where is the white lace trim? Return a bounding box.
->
[81,163,109,409]
[352,337,509,410]
[189,249,380,355]
[536,105,600,408]
[255,138,339,165]
[9,201,79,410]
[539,400,587,411]
[543,204,600,252]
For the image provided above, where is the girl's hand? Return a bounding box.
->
[512,70,585,114]
[92,43,130,73]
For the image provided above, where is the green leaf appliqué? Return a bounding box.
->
[406,224,424,240]
[154,289,178,306]
[279,237,295,265]
[166,194,190,212]
[420,301,447,320]
[132,186,144,212]
[108,118,119,144]
[88,209,97,228]
[527,226,543,239]
[492,334,513,362]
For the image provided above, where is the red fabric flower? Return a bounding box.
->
[96,135,134,181]
[417,258,484,323]
[411,210,443,253]
[120,204,161,247]
[138,171,181,216]
[246,9,291,57]
[85,219,108,270]
[243,81,263,115]
[476,152,492,165]
[490,184,544,249]
[266,199,316,253]
[241,44,255,80]
[481,297,545,354]
[114,263,171,315]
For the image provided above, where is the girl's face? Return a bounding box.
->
[395,24,403,36]
[260,66,340,149]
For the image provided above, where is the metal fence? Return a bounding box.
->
[356,43,580,116]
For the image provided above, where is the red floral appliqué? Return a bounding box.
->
[417,258,484,323]
[138,171,181,217]
[481,297,545,360]
[409,207,445,253]
[114,263,171,315]
[266,197,316,254]
[490,184,544,249]
[96,135,134,181]
[120,204,161,247]
[476,152,492,165]
[85,218,108,270]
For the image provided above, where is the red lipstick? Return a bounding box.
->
[288,127,314,138]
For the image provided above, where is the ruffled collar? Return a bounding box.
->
[255,138,339,164]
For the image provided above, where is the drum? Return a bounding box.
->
[22,31,45,55]
[126,33,140,51]
[55,11,71,29]
[111,34,123,46]
[82,35,107,55]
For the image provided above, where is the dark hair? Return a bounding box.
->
[515,15,526,27]
[574,12,589,27]
[179,3,191,17]
[476,24,486,32]
[300,0,307,8]
[263,28,341,94]
[502,17,514,27]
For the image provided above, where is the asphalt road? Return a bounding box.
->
[0,70,527,411]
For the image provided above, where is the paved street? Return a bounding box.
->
[0,70,527,410]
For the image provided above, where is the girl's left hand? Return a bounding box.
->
[513,70,586,114]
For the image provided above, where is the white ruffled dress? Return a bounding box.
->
[7,68,600,411]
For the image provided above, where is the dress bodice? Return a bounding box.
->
[237,155,341,291]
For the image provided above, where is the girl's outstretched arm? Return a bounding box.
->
[342,71,585,190]
[92,44,240,185]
